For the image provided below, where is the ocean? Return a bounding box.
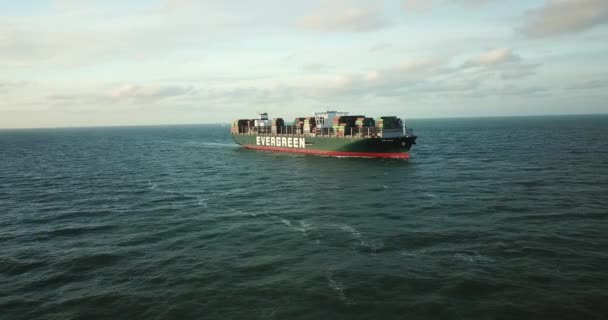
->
[1,115,607,319]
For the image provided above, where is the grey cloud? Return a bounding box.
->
[0,2,269,68]
[460,49,541,81]
[567,76,608,90]
[501,70,536,80]
[300,5,387,32]
[404,0,499,11]
[0,81,29,94]
[310,58,452,98]
[110,84,196,103]
[301,63,332,72]
[462,48,521,68]
[369,43,392,52]
[305,53,546,101]
[43,84,196,110]
[495,85,548,96]
[160,0,194,13]
[521,0,608,37]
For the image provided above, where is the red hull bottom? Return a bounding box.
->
[244,145,410,159]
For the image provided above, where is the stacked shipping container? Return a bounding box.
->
[232,114,402,136]
[376,116,402,130]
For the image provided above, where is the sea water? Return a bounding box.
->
[1,115,607,319]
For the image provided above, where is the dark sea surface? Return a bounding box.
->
[1,115,607,320]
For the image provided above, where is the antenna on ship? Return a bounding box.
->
[402,114,406,136]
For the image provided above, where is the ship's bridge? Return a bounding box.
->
[254,112,272,127]
[313,111,348,129]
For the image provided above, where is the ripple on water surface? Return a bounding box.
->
[1,117,607,319]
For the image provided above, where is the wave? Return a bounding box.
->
[453,252,494,264]
[147,181,157,190]
[279,218,310,234]
[41,224,116,238]
[400,249,427,257]
[183,141,237,148]
[337,224,383,253]
[0,257,45,275]
[196,197,208,207]
[338,225,362,240]
[358,239,384,254]
[228,207,257,217]
[52,253,123,275]
[326,270,354,305]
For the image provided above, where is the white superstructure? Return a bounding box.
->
[254,113,272,127]
[313,111,348,129]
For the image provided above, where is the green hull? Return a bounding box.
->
[232,134,416,158]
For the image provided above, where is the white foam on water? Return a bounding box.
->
[400,250,417,257]
[337,224,385,253]
[196,197,208,207]
[339,224,368,248]
[400,249,427,257]
[383,185,389,189]
[228,207,257,217]
[454,253,475,263]
[339,224,383,251]
[281,218,292,228]
[274,218,322,245]
[453,252,494,263]
[279,218,310,234]
[260,309,277,319]
[299,220,311,231]
[162,189,184,196]
[339,225,362,239]
[147,182,158,190]
[218,188,248,197]
[326,271,353,305]
[360,239,384,253]
[425,192,438,198]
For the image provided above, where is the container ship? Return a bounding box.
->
[231,111,417,159]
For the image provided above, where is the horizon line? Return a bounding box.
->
[1,112,607,130]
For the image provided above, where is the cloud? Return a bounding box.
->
[495,84,548,96]
[313,58,448,97]
[567,75,608,90]
[520,0,608,37]
[463,48,521,67]
[37,84,195,112]
[110,84,195,102]
[299,4,387,32]
[394,58,444,73]
[403,0,497,11]
[301,63,332,72]
[0,19,182,68]
[0,1,270,68]
[38,82,297,114]
[459,48,540,81]
[403,0,435,11]
[369,42,392,52]
[500,70,536,80]
[161,0,194,13]
[0,81,29,94]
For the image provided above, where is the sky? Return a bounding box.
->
[1,0,607,128]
